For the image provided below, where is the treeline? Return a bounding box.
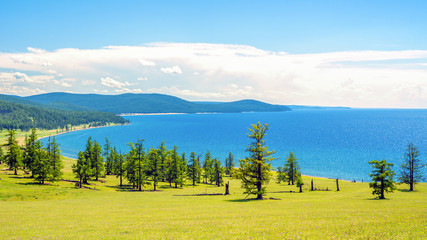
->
[72,137,236,190]
[1,129,62,184]
[0,99,128,131]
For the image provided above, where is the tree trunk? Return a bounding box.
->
[14,168,17,175]
[311,179,314,191]
[257,162,262,200]
[336,178,340,191]
[380,179,385,199]
[79,176,82,188]
[410,181,413,191]
[120,175,122,187]
[154,183,157,191]
[299,185,302,193]
[225,182,230,195]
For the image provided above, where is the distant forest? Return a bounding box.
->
[0,99,128,131]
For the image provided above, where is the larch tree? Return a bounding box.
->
[128,139,147,191]
[104,137,114,175]
[23,128,37,176]
[148,147,162,191]
[213,158,224,187]
[112,148,125,187]
[32,141,50,184]
[48,136,63,182]
[398,143,425,191]
[91,141,104,181]
[225,152,235,176]
[234,122,276,200]
[188,152,201,186]
[170,146,185,188]
[369,159,396,199]
[73,151,92,188]
[284,152,301,185]
[5,130,22,175]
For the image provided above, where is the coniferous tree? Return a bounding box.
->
[284,152,300,185]
[127,140,147,190]
[213,158,224,187]
[82,137,93,184]
[398,143,425,191]
[202,151,214,184]
[188,152,201,186]
[91,141,104,181]
[23,128,37,175]
[48,136,63,182]
[32,141,50,184]
[72,151,92,188]
[369,159,396,199]
[170,146,185,188]
[5,130,22,175]
[148,148,162,190]
[234,122,276,200]
[276,166,286,183]
[158,141,168,182]
[225,152,235,176]
[112,148,125,187]
[0,147,4,164]
[104,137,113,175]
[296,176,304,193]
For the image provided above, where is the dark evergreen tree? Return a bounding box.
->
[91,141,104,181]
[5,130,22,175]
[202,151,214,184]
[0,147,4,164]
[170,146,185,188]
[73,151,92,188]
[398,143,425,191]
[234,122,276,200]
[104,137,113,175]
[128,140,147,191]
[48,136,63,182]
[32,141,50,184]
[276,166,286,183]
[112,148,125,187]
[83,137,93,184]
[369,159,396,199]
[284,152,300,185]
[23,128,37,176]
[225,152,235,176]
[148,148,162,191]
[158,141,168,182]
[187,152,201,186]
[213,158,224,187]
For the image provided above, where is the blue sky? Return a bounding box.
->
[0,0,426,107]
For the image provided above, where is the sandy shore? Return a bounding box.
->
[119,113,187,116]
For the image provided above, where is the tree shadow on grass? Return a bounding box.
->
[365,197,391,201]
[106,185,157,192]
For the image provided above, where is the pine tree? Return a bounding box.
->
[234,122,276,200]
[225,152,235,176]
[104,137,113,175]
[148,148,162,191]
[0,147,4,164]
[128,140,147,191]
[276,166,286,183]
[296,176,304,193]
[23,128,37,176]
[284,152,300,185]
[32,141,50,184]
[170,146,185,188]
[369,159,396,199]
[48,136,63,182]
[158,141,168,182]
[188,152,201,186]
[202,151,214,184]
[82,137,93,184]
[91,141,104,181]
[5,130,22,175]
[112,148,125,187]
[398,143,425,191]
[213,158,224,187]
[72,151,92,188]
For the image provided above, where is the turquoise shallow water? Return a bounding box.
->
[42,109,427,181]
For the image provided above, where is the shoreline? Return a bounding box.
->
[37,123,129,141]
[119,113,188,116]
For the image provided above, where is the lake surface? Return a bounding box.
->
[42,109,427,181]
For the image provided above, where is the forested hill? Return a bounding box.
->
[0,96,128,131]
[24,92,291,114]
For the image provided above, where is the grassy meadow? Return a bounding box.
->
[1,155,426,239]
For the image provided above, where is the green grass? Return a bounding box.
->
[1,157,426,239]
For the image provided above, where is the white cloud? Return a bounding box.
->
[138,59,156,66]
[27,47,46,54]
[160,65,183,75]
[100,77,131,88]
[1,43,427,107]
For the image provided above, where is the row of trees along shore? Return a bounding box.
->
[0,123,425,199]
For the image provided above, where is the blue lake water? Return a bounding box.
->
[41,109,427,181]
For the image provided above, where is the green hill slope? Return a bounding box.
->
[24,92,291,114]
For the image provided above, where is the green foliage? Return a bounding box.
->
[147,147,162,190]
[0,98,127,131]
[225,152,234,176]
[398,143,425,191]
[187,152,201,186]
[104,138,113,175]
[202,151,214,184]
[32,141,51,184]
[127,140,148,191]
[23,92,291,114]
[276,166,286,183]
[234,122,275,199]
[213,158,224,187]
[4,130,22,175]
[284,152,301,185]
[72,151,92,188]
[369,159,396,199]
[91,141,104,181]
[47,136,63,182]
[111,147,125,187]
[22,128,37,174]
[170,146,186,188]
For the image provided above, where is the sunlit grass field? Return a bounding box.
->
[1,155,426,239]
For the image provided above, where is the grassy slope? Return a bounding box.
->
[0,156,426,239]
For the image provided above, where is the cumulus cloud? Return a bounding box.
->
[160,65,183,75]
[1,43,427,107]
[138,59,156,66]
